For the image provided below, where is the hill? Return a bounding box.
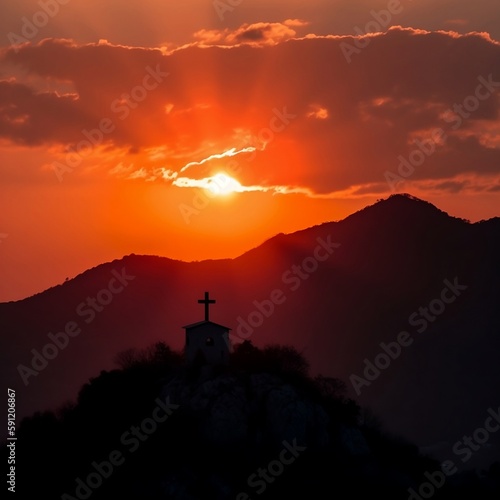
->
[9,342,499,499]
[2,193,500,469]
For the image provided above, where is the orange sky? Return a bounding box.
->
[1,0,500,301]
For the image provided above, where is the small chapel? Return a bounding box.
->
[183,292,231,365]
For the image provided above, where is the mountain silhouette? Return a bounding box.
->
[2,193,499,470]
[8,341,499,499]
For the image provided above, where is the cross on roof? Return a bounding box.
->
[198,291,216,321]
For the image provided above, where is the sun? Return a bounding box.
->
[205,173,242,196]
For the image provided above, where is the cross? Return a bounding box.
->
[198,291,216,321]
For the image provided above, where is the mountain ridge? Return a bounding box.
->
[4,193,491,305]
[1,193,499,470]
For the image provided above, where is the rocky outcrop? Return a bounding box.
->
[160,372,356,453]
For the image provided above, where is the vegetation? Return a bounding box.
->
[6,341,499,499]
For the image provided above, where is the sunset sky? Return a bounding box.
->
[1,0,499,301]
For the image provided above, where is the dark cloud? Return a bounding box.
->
[236,28,267,41]
[430,180,468,193]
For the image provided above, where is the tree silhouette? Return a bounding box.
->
[6,340,499,500]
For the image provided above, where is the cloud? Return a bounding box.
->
[192,19,309,47]
[2,0,499,50]
[307,104,329,119]
[168,172,315,198]
[0,26,499,197]
[179,146,257,173]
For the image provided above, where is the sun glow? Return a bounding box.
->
[206,173,242,196]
